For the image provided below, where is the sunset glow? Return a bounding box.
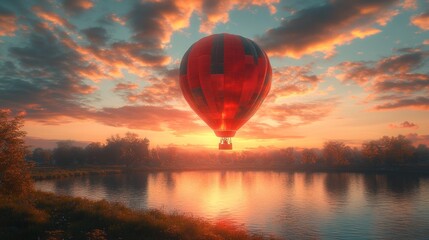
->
[1,0,428,150]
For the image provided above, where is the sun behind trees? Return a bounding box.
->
[0,110,33,197]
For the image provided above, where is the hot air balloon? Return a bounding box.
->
[179,33,272,150]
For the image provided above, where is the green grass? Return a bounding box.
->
[0,191,278,240]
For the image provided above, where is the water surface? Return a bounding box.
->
[35,171,429,239]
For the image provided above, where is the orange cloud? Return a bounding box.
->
[375,97,429,110]
[332,49,429,110]
[63,0,94,14]
[389,121,419,129]
[0,12,18,37]
[411,12,429,30]
[32,6,75,30]
[108,13,126,26]
[123,68,183,105]
[238,99,338,139]
[401,0,417,10]
[93,105,207,136]
[256,0,401,58]
[406,133,429,146]
[237,122,305,139]
[197,0,279,34]
[332,50,428,85]
[268,65,321,101]
[114,83,139,91]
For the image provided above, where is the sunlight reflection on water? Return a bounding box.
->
[35,171,429,239]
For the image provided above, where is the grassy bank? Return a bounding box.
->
[31,166,125,180]
[31,163,429,181]
[0,191,276,240]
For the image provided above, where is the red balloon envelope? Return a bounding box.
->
[179,33,272,150]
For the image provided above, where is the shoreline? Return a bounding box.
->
[0,191,276,240]
[31,164,429,181]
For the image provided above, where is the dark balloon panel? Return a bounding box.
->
[180,33,272,149]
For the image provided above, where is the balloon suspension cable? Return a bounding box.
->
[219,137,232,150]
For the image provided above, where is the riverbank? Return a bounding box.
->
[32,163,429,180]
[0,191,276,240]
[31,166,125,180]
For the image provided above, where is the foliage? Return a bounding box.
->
[36,133,151,167]
[0,110,33,196]
[362,135,415,166]
[32,148,53,165]
[322,141,352,166]
[29,133,429,172]
[105,133,150,167]
[0,191,276,240]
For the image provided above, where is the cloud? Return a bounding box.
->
[127,0,192,48]
[373,73,429,93]
[256,0,400,58]
[389,121,419,129]
[32,6,76,30]
[62,0,94,14]
[107,13,125,26]
[237,122,305,139]
[268,65,321,101]
[92,105,207,136]
[0,6,18,37]
[238,99,338,139]
[127,68,182,105]
[405,133,429,146]
[81,27,109,46]
[197,0,279,33]
[0,24,101,122]
[114,83,139,91]
[374,96,429,110]
[331,48,429,110]
[401,0,417,10]
[262,100,337,124]
[333,50,427,84]
[411,11,429,30]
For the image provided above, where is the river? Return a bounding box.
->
[35,171,429,239]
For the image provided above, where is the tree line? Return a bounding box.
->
[2,110,429,198]
[31,133,152,167]
[28,134,429,170]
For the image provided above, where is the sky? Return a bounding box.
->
[1,0,429,150]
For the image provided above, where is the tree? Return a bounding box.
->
[85,142,104,165]
[413,144,429,163]
[323,141,351,166]
[0,110,33,196]
[32,147,53,165]
[362,135,414,166]
[302,149,318,165]
[104,133,150,167]
[53,141,85,166]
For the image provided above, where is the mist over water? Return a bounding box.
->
[35,171,429,239]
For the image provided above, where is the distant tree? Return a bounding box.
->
[53,141,84,166]
[281,147,296,165]
[0,110,33,196]
[302,149,318,165]
[323,141,351,166]
[104,133,150,167]
[85,142,104,164]
[32,148,53,165]
[362,140,383,166]
[362,135,414,166]
[385,135,414,165]
[413,144,429,163]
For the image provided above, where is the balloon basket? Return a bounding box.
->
[219,137,232,150]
